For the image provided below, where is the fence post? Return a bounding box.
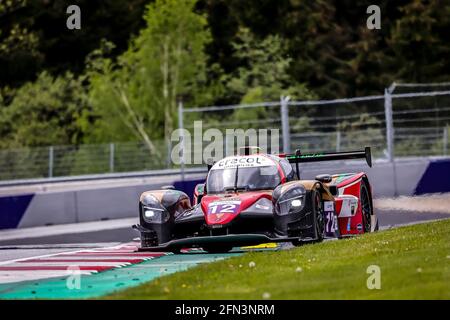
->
[166,139,172,169]
[336,131,341,152]
[109,143,115,172]
[444,127,448,156]
[384,88,394,162]
[48,146,54,178]
[178,100,185,181]
[280,96,291,153]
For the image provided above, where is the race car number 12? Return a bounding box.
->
[208,203,239,214]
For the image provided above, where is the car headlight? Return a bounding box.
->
[140,193,169,223]
[275,187,306,216]
[142,206,170,223]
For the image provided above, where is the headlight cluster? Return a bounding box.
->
[275,187,306,216]
[141,194,170,223]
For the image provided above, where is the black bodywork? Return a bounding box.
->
[134,148,372,252]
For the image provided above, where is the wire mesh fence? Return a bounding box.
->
[0,141,170,181]
[0,83,449,182]
[287,95,387,158]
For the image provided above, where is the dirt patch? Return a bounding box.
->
[374,193,450,215]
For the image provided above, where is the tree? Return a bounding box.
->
[85,0,212,152]
[387,0,450,83]
[219,28,316,129]
[0,71,88,148]
[0,0,43,88]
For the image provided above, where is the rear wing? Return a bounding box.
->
[283,147,372,167]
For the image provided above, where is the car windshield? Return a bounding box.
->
[206,165,280,194]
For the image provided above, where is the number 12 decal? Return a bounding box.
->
[208,202,240,214]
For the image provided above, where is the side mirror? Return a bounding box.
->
[194,183,206,205]
[315,174,332,183]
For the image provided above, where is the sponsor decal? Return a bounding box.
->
[334,174,353,184]
[357,223,363,231]
[211,156,273,170]
[324,201,334,212]
[287,153,324,160]
[324,201,337,234]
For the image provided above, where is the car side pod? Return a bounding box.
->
[138,189,191,247]
[272,182,315,239]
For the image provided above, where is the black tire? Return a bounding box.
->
[291,189,325,245]
[203,245,233,253]
[360,182,373,233]
[312,189,325,242]
[170,248,182,254]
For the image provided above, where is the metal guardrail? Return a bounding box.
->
[1,84,449,183]
[0,167,207,188]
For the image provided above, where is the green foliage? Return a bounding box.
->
[338,113,385,157]
[0,0,148,88]
[388,0,450,82]
[1,0,450,155]
[84,0,212,150]
[0,0,43,87]
[0,71,88,148]
[222,29,315,129]
[224,28,316,103]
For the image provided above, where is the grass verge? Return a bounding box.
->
[106,219,450,299]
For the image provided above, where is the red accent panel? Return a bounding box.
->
[337,177,364,235]
[60,253,164,257]
[201,191,272,225]
[0,266,114,271]
[336,172,365,188]
[19,259,147,263]
[334,198,343,217]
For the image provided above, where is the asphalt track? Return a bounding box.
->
[0,207,449,299]
[1,208,448,246]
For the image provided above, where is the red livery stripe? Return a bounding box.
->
[60,252,164,257]
[18,259,147,264]
[0,266,114,271]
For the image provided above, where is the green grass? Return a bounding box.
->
[107,219,450,299]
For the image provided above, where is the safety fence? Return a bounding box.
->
[0,83,449,181]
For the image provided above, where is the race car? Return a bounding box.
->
[133,146,378,253]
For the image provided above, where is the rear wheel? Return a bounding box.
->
[203,245,233,253]
[291,189,325,246]
[313,189,325,242]
[360,182,373,233]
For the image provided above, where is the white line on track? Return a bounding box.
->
[0,218,138,241]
